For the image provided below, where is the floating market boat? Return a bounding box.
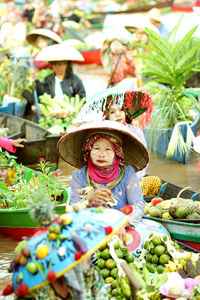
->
[0,205,66,241]
[144,180,200,251]
[0,113,60,167]
[77,48,102,65]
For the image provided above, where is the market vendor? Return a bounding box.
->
[57,120,149,243]
[101,37,136,87]
[75,87,153,179]
[26,28,62,70]
[0,136,26,153]
[2,189,135,299]
[34,42,86,100]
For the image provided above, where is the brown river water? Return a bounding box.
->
[0,64,200,295]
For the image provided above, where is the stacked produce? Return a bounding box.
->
[95,237,134,299]
[145,187,200,221]
[38,93,86,133]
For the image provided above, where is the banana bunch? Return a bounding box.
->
[130,264,168,299]
[165,260,183,272]
[63,94,86,114]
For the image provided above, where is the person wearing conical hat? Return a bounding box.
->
[148,8,169,40]
[26,28,62,70]
[34,42,86,100]
[101,37,136,87]
[57,120,149,243]
[75,87,153,179]
[2,189,136,299]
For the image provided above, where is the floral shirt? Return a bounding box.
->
[111,51,136,85]
[70,165,145,226]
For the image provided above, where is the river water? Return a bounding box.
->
[0,63,200,295]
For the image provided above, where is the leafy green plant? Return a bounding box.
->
[0,57,32,104]
[136,17,200,160]
[0,157,67,209]
[0,148,17,169]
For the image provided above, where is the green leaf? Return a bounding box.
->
[0,181,9,195]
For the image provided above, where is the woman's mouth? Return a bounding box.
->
[97,160,106,163]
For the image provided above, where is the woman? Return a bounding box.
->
[57,120,149,242]
[2,189,130,299]
[35,43,86,99]
[26,28,62,70]
[101,37,136,87]
[75,88,153,179]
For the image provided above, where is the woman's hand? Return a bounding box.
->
[87,188,112,207]
[117,225,127,245]
[12,138,27,148]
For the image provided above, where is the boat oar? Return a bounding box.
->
[33,89,40,121]
[64,26,85,43]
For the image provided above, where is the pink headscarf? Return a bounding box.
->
[82,134,124,184]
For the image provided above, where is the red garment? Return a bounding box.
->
[0,136,16,153]
[111,51,136,85]
[34,54,52,70]
[87,155,120,184]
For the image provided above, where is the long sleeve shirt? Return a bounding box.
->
[70,165,145,226]
[0,136,16,153]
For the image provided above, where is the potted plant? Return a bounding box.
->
[0,57,32,117]
[137,17,200,163]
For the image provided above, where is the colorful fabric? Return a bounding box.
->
[110,51,136,85]
[70,165,145,226]
[0,136,16,153]
[14,265,108,300]
[87,155,120,184]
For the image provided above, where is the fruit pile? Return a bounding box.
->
[95,239,134,299]
[145,187,200,221]
[139,232,200,274]
[142,234,173,274]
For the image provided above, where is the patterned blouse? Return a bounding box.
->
[70,165,145,226]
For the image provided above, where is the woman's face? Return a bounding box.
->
[51,61,68,77]
[35,36,48,49]
[108,104,126,124]
[110,40,125,55]
[90,138,115,168]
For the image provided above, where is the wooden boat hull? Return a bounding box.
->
[0,113,60,166]
[0,205,66,241]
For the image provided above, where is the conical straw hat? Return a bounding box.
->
[26,29,62,46]
[57,120,149,172]
[35,42,84,62]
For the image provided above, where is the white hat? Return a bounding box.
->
[35,42,84,62]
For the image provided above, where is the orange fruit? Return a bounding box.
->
[36,244,49,259]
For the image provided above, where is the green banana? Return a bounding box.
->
[143,264,151,286]
[155,269,167,289]
[152,269,159,287]
[131,267,146,289]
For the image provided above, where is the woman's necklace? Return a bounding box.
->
[86,165,125,191]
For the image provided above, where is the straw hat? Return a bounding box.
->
[26,29,62,46]
[35,42,84,62]
[148,8,161,23]
[57,120,149,172]
[11,207,128,293]
[75,87,153,127]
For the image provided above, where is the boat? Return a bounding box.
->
[0,205,66,241]
[0,113,61,167]
[144,180,200,251]
[76,48,102,65]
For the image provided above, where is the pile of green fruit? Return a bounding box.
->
[95,241,134,299]
[143,235,172,274]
